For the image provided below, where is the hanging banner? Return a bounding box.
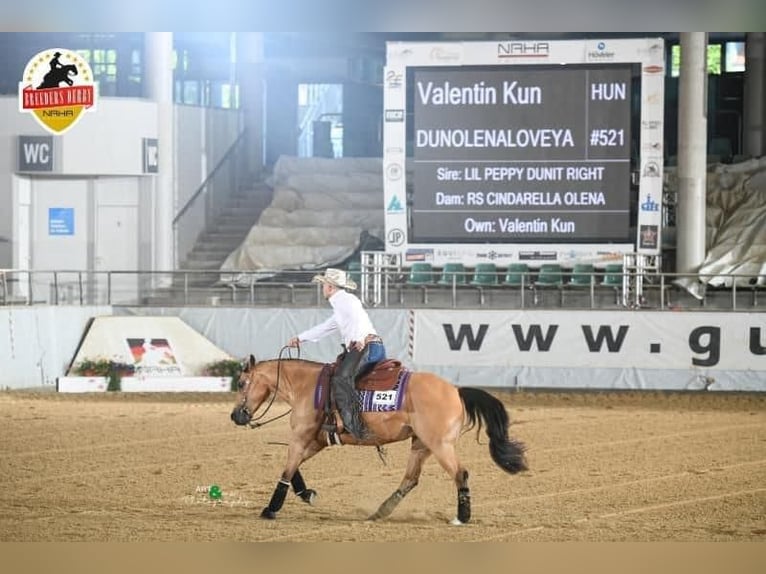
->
[412,309,766,371]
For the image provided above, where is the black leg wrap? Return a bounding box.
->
[291,471,307,494]
[292,470,316,505]
[457,487,471,524]
[261,479,290,519]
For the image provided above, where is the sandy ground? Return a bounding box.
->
[0,389,764,542]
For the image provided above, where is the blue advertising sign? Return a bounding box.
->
[48,207,74,236]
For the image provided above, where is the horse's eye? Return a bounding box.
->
[237,379,245,390]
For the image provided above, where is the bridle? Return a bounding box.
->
[239,346,297,429]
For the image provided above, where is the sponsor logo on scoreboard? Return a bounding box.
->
[497,42,550,59]
[587,41,616,61]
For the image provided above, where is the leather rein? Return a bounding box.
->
[243,346,296,429]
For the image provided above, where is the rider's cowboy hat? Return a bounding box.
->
[53,51,62,57]
[311,268,357,291]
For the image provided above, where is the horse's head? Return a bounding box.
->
[230,354,272,426]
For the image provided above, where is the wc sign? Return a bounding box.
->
[18,135,54,172]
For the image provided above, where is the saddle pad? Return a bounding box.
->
[313,367,411,413]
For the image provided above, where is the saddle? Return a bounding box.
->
[314,359,411,441]
[321,358,402,388]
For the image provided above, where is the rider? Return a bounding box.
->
[49,51,63,71]
[286,267,385,439]
[37,51,65,89]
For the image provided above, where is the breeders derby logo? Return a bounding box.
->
[18,48,97,134]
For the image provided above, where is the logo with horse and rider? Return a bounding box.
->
[18,48,98,134]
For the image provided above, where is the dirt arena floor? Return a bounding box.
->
[1,389,764,542]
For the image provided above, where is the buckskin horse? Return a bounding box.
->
[230,353,528,524]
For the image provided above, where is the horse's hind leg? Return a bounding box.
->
[429,443,471,525]
[369,437,431,521]
[455,469,470,525]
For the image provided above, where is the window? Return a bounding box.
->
[297,83,343,157]
[725,41,746,72]
[670,43,725,77]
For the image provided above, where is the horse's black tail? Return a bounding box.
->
[459,387,528,474]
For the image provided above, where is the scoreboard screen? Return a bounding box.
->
[383,39,665,265]
[410,65,633,243]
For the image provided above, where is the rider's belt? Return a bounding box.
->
[364,334,383,345]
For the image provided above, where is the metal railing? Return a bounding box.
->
[0,268,763,311]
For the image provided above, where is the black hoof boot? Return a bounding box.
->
[260,508,277,519]
[298,489,317,505]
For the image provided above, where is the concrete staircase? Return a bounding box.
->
[177,183,273,286]
[141,183,273,305]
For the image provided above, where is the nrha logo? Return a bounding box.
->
[19,48,98,135]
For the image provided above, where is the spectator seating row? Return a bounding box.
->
[347,260,625,306]
[343,259,764,309]
[401,261,623,286]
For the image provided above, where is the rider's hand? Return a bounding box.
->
[287,337,300,348]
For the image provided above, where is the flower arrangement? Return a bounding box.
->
[72,357,112,377]
[71,358,136,391]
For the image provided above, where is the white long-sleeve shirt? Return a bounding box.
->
[297,289,377,347]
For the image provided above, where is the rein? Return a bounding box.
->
[246,345,297,429]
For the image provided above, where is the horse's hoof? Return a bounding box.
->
[449,517,465,526]
[260,508,277,520]
[299,489,317,505]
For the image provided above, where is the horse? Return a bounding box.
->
[230,353,528,524]
[37,64,78,89]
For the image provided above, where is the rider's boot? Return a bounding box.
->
[332,373,366,439]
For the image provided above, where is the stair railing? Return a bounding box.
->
[173,129,248,266]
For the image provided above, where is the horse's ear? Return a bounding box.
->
[249,354,256,368]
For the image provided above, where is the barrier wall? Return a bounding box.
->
[0,306,111,389]
[1,306,764,391]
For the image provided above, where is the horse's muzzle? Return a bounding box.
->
[230,407,251,426]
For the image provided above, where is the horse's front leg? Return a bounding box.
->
[290,469,316,505]
[261,438,324,519]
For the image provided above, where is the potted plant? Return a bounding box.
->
[203,358,242,391]
[108,361,136,391]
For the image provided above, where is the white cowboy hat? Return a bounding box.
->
[311,268,357,291]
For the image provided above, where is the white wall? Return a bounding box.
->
[0,96,158,272]
[1,96,158,176]
[0,96,241,271]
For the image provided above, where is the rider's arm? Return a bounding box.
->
[295,315,338,343]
